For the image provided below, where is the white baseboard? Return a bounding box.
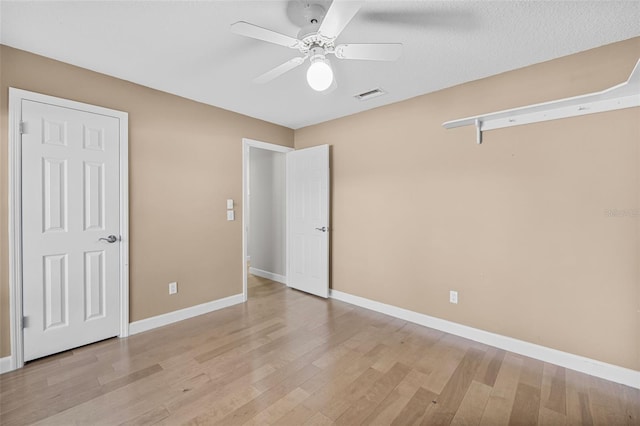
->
[0,356,12,374]
[249,267,286,285]
[330,289,640,389]
[129,293,244,335]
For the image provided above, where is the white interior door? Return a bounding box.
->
[21,99,121,361]
[286,145,330,298]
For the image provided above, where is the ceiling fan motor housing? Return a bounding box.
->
[309,46,327,63]
[297,24,322,42]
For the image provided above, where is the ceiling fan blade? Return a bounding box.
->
[334,43,403,61]
[253,57,306,84]
[318,0,364,40]
[231,21,300,49]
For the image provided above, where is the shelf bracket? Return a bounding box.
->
[475,119,482,145]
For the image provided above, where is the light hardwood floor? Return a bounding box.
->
[1,275,638,425]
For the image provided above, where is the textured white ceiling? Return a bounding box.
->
[2,1,639,129]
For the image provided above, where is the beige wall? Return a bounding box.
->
[0,45,294,358]
[295,37,640,371]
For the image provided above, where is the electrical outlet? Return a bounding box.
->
[449,290,458,304]
[169,282,178,295]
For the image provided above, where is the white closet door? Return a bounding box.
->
[22,99,121,361]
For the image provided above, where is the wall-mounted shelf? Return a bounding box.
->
[443,58,640,144]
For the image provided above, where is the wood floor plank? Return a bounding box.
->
[519,356,544,389]
[0,273,636,426]
[418,334,470,394]
[479,353,524,426]
[576,391,595,426]
[509,382,542,425]
[194,322,286,363]
[178,386,263,426]
[588,376,630,426]
[272,401,317,425]
[1,364,162,426]
[450,380,493,425]
[372,329,436,374]
[45,354,101,386]
[217,365,321,425]
[334,361,411,425]
[566,368,598,426]
[421,347,485,425]
[118,406,171,426]
[317,367,384,420]
[475,347,506,387]
[1,365,99,413]
[543,364,567,415]
[311,343,353,370]
[300,348,367,394]
[362,368,434,425]
[32,363,211,425]
[392,386,437,426]
[539,406,567,426]
[300,345,386,411]
[253,318,376,393]
[301,341,384,395]
[621,384,640,424]
[160,364,276,424]
[242,387,309,426]
[360,388,407,425]
[303,412,334,426]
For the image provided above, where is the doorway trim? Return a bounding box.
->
[242,138,293,301]
[7,88,129,372]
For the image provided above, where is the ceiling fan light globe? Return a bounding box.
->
[307,60,333,91]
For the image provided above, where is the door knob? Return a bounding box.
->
[99,235,118,243]
[315,227,327,232]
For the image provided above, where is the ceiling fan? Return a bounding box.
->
[231,0,403,92]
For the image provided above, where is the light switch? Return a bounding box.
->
[226,199,234,210]
[227,210,235,221]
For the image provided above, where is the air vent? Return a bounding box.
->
[354,88,386,101]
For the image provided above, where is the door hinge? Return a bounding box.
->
[22,316,29,329]
[19,121,26,135]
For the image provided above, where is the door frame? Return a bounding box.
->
[241,138,293,301]
[7,88,130,372]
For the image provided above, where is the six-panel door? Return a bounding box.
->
[21,100,121,361]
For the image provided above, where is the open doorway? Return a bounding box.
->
[242,139,293,300]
